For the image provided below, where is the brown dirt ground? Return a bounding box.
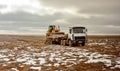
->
[0,35,119,71]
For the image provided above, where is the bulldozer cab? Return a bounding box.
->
[48,25,60,32]
[48,25,55,32]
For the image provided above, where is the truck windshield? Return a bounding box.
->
[73,28,85,33]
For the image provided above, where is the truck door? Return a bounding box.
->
[68,29,73,40]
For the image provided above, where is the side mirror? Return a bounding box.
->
[69,29,71,33]
[86,29,87,32]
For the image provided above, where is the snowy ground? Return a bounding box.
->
[0,35,120,71]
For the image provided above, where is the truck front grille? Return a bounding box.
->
[75,37,85,41]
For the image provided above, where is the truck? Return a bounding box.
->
[45,25,87,46]
[61,27,87,46]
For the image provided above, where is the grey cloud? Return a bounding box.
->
[0,11,65,34]
[0,0,120,35]
[0,4,6,9]
[79,6,120,15]
[0,11,64,27]
[57,15,120,34]
[0,12,61,22]
[89,26,120,35]
[65,16,120,26]
[40,0,119,8]
[40,0,120,15]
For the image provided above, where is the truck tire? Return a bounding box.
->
[82,41,85,46]
[60,40,63,45]
[63,40,66,46]
[69,40,72,47]
[74,42,77,46]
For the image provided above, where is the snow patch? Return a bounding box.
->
[54,63,60,67]
[0,49,10,52]
[24,59,36,65]
[114,65,120,68]
[30,66,41,71]
[86,58,112,66]
[38,58,46,65]
[11,68,19,71]
[88,42,106,46]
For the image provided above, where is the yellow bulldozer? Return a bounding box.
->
[46,25,60,36]
[45,25,66,44]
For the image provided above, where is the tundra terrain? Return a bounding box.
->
[0,35,120,71]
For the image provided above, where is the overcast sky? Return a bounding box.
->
[0,0,120,35]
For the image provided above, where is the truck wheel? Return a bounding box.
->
[45,38,52,45]
[60,40,63,45]
[74,42,78,46]
[63,40,66,46]
[82,41,85,46]
[69,40,72,47]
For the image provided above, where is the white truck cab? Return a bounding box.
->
[68,27,87,46]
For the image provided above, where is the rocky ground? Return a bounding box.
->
[0,35,120,71]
